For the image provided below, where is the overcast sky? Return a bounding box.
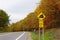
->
[0,0,40,23]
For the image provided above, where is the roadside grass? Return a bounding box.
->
[31,31,54,40]
[31,32,38,40]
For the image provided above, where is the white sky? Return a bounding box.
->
[0,0,40,23]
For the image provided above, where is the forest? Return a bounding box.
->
[0,0,60,32]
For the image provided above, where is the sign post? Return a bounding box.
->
[37,12,46,40]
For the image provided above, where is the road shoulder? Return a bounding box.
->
[27,32,32,40]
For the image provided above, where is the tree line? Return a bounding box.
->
[0,0,60,32]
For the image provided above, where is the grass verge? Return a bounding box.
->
[31,32,38,40]
[31,31,54,40]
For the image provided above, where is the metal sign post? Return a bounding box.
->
[37,12,46,40]
[39,28,40,40]
[42,28,44,40]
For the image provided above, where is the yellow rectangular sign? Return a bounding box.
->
[39,19,44,28]
[39,22,44,28]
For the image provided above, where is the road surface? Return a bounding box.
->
[0,32,30,40]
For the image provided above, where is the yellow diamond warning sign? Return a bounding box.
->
[37,12,46,28]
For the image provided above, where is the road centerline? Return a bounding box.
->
[16,32,25,40]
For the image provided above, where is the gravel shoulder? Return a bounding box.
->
[27,32,32,40]
[46,28,60,40]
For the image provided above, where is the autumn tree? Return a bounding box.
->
[27,12,39,30]
[35,0,60,28]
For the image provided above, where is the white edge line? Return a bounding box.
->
[16,32,25,40]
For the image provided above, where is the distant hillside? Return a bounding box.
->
[9,0,60,31]
[9,12,38,31]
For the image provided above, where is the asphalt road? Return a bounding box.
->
[0,32,29,40]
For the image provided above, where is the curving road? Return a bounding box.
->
[0,32,29,40]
